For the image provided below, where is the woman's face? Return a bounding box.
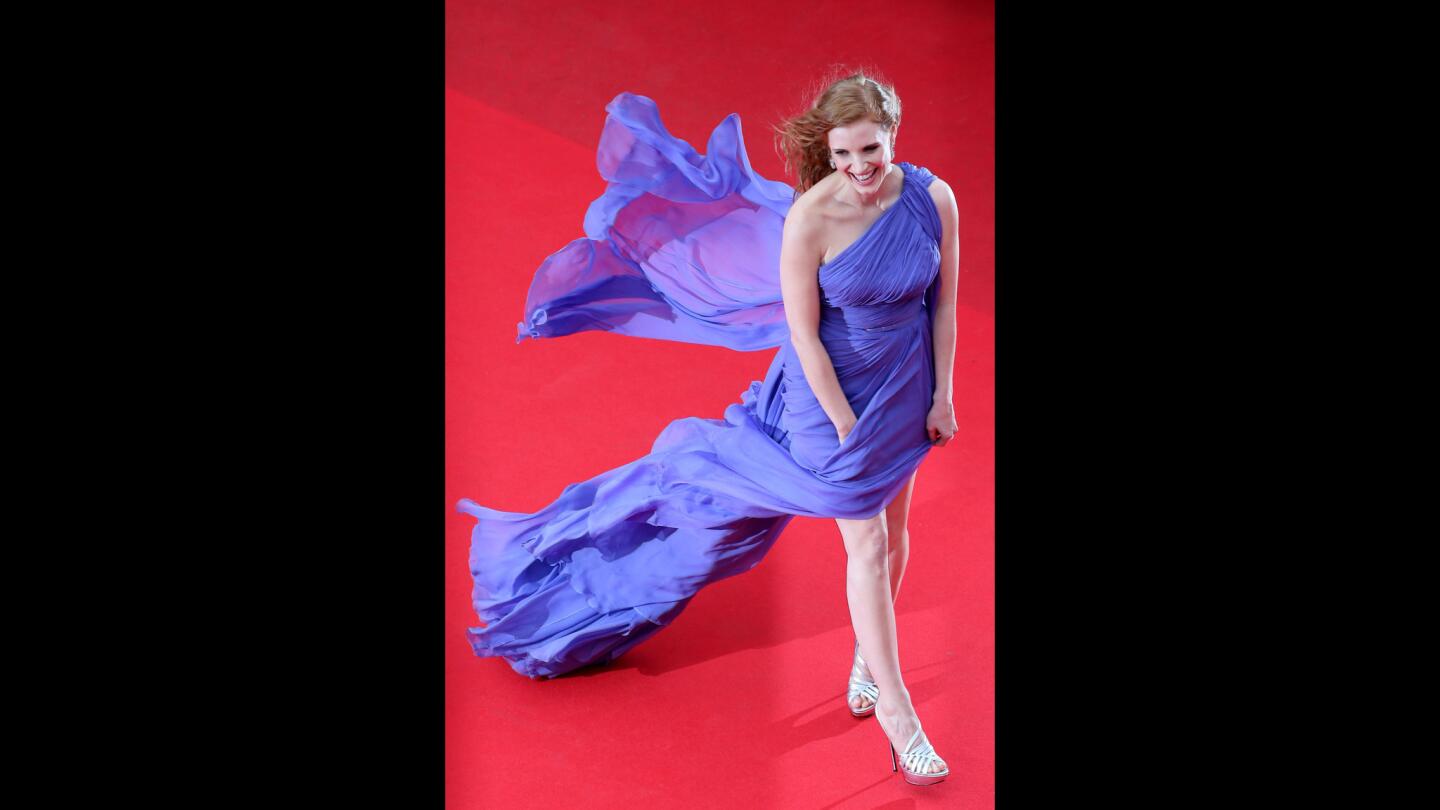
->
[827,119,895,196]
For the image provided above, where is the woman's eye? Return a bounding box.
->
[864,145,878,152]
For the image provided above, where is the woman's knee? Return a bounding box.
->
[838,518,890,568]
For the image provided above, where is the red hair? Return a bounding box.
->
[773,69,903,195]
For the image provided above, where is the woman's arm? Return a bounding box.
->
[779,205,860,444]
[927,178,961,446]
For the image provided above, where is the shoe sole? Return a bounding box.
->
[900,771,949,786]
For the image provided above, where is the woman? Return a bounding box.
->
[458,71,958,785]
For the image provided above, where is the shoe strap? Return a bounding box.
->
[847,646,878,702]
[899,727,945,775]
[848,655,877,689]
[847,678,879,701]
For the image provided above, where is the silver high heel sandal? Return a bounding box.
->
[846,639,879,717]
[888,725,950,786]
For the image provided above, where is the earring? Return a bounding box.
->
[829,159,836,169]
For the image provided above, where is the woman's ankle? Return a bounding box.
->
[875,691,914,718]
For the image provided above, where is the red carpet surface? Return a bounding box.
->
[446,2,993,806]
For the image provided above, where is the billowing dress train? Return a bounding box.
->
[459,92,944,678]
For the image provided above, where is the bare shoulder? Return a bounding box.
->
[783,178,836,238]
[925,174,958,215]
[789,172,852,232]
[791,172,843,214]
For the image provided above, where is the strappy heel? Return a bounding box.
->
[846,639,879,717]
[887,726,950,786]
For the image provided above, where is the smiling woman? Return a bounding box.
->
[460,69,960,788]
[767,70,957,785]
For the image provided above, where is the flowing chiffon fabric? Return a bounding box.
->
[459,93,944,678]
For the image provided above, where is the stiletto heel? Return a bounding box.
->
[885,726,949,786]
[846,639,879,717]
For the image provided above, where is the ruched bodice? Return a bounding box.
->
[766,162,943,481]
[819,166,942,310]
[459,93,946,678]
[820,298,924,333]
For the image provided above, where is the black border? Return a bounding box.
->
[141,4,447,802]
[997,6,1234,802]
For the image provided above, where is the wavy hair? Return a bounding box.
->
[773,69,902,196]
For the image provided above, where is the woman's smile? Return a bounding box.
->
[849,167,877,186]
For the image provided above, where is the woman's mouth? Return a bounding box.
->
[849,168,877,186]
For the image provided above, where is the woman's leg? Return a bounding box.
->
[884,470,918,603]
[849,471,917,713]
[836,494,946,773]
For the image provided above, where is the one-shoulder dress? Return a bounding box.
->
[458,92,945,678]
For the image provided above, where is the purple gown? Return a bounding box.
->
[459,93,943,678]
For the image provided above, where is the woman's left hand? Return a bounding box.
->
[927,400,958,447]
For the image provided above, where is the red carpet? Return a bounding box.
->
[447,1,993,806]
